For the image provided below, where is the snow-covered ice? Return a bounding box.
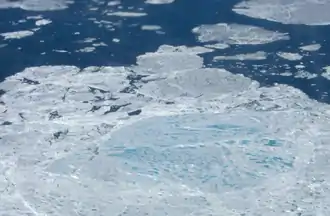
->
[192,23,289,45]
[233,0,330,25]
[1,45,330,215]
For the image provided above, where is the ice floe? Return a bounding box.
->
[0,0,72,11]
[205,43,230,50]
[276,52,303,61]
[107,12,147,17]
[1,45,330,215]
[233,0,330,25]
[192,23,289,45]
[322,66,330,80]
[0,30,34,40]
[76,47,96,53]
[294,70,317,79]
[213,51,267,61]
[145,0,175,4]
[35,19,52,26]
[141,25,162,31]
[299,43,321,51]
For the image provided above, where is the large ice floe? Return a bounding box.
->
[192,23,289,45]
[1,45,330,215]
[0,0,72,11]
[233,0,330,25]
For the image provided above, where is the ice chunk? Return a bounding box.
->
[139,68,254,99]
[0,0,72,11]
[1,43,330,215]
[1,30,34,40]
[35,19,52,26]
[294,70,317,79]
[299,43,321,51]
[133,45,207,74]
[233,0,330,25]
[107,12,147,17]
[93,111,313,194]
[192,23,289,44]
[141,25,162,31]
[145,0,175,4]
[205,43,230,49]
[213,51,267,61]
[277,51,303,61]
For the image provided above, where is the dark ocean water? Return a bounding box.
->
[1,0,330,102]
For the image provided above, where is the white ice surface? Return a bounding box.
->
[213,51,267,61]
[277,52,303,61]
[107,12,147,17]
[233,0,330,25]
[299,44,321,51]
[192,23,289,45]
[145,0,175,4]
[141,25,162,31]
[35,19,52,26]
[1,30,34,40]
[1,45,330,215]
[0,0,72,11]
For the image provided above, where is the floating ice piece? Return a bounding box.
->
[35,19,52,26]
[1,43,330,215]
[141,25,162,31]
[76,47,96,53]
[213,51,267,61]
[205,43,230,49]
[133,45,206,74]
[94,111,310,194]
[26,15,43,20]
[112,38,120,43]
[139,68,254,99]
[156,44,213,54]
[145,0,175,4]
[233,0,330,25]
[1,30,34,40]
[299,43,321,51]
[0,0,72,11]
[107,11,147,17]
[322,66,330,80]
[107,0,120,6]
[294,70,317,79]
[276,52,303,61]
[192,23,289,44]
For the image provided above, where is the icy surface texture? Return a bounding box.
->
[192,23,289,44]
[0,0,72,11]
[1,45,330,215]
[233,0,330,25]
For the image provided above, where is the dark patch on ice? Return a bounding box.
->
[49,110,62,120]
[103,103,131,115]
[165,101,175,104]
[21,77,40,85]
[61,88,70,102]
[90,94,119,103]
[88,86,110,94]
[119,86,136,94]
[89,105,102,112]
[128,109,142,116]
[127,74,148,85]
[1,121,12,125]
[93,96,106,103]
[18,113,26,120]
[0,89,5,97]
[53,129,69,140]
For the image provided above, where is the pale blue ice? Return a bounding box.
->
[102,113,294,193]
